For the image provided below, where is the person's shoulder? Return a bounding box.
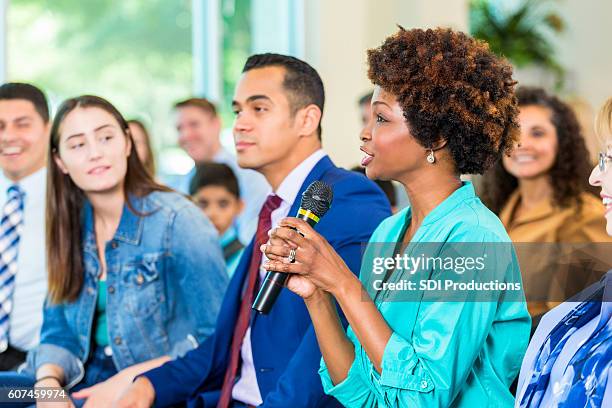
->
[315,166,392,237]
[539,301,581,333]
[446,196,512,243]
[578,191,605,216]
[369,207,409,241]
[322,165,385,196]
[143,189,195,214]
[322,166,391,216]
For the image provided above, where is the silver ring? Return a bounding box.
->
[287,248,297,263]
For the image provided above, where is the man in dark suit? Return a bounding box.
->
[117,53,390,408]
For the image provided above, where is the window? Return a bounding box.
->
[6,0,194,175]
[3,0,303,178]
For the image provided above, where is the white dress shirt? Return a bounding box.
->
[232,149,326,405]
[0,167,48,351]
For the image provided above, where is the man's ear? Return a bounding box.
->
[296,104,322,138]
[43,121,52,138]
[210,114,222,134]
[53,153,69,175]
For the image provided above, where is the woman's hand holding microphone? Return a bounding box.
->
[260,217,357,302]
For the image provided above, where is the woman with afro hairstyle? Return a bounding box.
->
[261,27,531,407]
[481,87,611,327]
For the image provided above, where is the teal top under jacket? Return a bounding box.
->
[319,181,532,407]
[94,280,109,347]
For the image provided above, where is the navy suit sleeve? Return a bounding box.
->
[143,243,253,407]
[260,176,391,408]
[144,333,216,407]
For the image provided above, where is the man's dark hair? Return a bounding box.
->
[0,82,50,123]
[358,91,374,107]
[243,53,325,140]
[190,162,240,198]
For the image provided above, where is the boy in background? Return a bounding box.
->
[190,162,245,277]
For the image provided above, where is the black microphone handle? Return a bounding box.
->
[252,210,319,314]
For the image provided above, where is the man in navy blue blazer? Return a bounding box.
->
[118,54,391,408]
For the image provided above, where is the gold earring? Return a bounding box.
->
[427,149,435,164]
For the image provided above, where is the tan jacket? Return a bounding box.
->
[500,190,610,243]
[499,191,612,320]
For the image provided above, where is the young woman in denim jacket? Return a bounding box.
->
[1,95,228,407]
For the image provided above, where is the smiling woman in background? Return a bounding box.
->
[482,87,605,242]
[481,87,611,325]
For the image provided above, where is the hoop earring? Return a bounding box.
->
[427,149,436,164]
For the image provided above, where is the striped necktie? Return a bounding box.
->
[0,185,25,352]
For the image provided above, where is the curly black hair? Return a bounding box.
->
[367,27,520,174]
[481,87,593,214]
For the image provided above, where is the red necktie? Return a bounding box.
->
[218,194,283,408]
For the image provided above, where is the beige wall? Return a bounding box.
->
[303,0,611,167]
[303,0,469,168]
[555,0,612,111]
[504,0,612,160]
[513,0,612,112]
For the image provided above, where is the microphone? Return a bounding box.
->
[252,180,333,314]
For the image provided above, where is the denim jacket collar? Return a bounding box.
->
[82,194,145,248]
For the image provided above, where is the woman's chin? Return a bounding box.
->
[511,170,549,181]
[364,166,386,181]
[82,181,122,195]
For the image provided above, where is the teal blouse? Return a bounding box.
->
[319,182,531,407]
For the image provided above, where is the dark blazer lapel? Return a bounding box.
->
[250,155,334,326]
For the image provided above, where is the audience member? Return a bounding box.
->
[262,27,530,407]
[516,96,612,408]
[0,83,50,370]
[482,87,611,324]
[127,119,156,176]
[172,97,269,243]
[118,53,390,408]
[358,91,408,211]
[190,162,245,277]
[357,91,374,128]
[0,95,227,407]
